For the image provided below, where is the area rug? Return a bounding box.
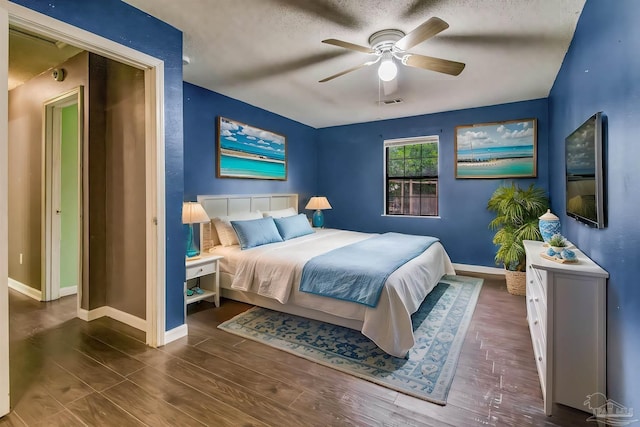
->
[218,274,483,405]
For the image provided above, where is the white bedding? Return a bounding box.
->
[211,228,455,357]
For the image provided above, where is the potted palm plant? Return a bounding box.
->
[487,183,549,295]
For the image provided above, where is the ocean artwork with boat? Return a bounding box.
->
[455,118,537,178]
[217,117,287,180]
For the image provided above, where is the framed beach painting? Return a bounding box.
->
[216,117,287,180]
[455,118,537,178]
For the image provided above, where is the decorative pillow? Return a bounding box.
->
[212,211,262,246]
[261,207,297,218]
[274,214,314,240]
[231,217,284,250]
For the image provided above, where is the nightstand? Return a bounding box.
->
[185,254,222,310]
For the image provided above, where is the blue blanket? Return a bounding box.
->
[299,233,440,307]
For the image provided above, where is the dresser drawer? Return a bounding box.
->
[186,260,216,280]
[527,294,547,342]
[530,265,547,304]
[532,333,547,398]
[528,274,547,327]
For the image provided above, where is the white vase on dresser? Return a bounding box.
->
[523,240,608,416]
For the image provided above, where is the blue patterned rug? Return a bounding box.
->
[218,274,483,404]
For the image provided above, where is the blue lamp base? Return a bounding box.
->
[312,210,324,228]
[185,224,200,258]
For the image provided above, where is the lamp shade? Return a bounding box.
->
[305,196,332,211]
[305,196,331,228]
[182,202,210,224]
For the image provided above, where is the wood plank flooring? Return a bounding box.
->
[1,277,592,426]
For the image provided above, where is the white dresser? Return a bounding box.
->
[523,240,608,416]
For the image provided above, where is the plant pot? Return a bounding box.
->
[505,269,527,296]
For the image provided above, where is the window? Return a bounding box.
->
[384,136,439,216]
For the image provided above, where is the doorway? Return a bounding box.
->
[1,3,167,418]
[43,88,82,303]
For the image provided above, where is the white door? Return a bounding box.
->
[43,91,82,302]
[0,6,10,419]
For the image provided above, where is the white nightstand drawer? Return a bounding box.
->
[186,261,216,280]
[185,254,223,310]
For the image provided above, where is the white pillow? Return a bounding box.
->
[260,207,297,218]
[212,211,262,246]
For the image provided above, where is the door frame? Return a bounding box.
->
[43,88,82,302]
[1,3,168,415]
[0,5,8,418]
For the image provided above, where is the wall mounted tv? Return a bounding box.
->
[565,112,606,228]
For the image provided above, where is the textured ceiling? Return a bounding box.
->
[8,26,83,90]
[9,1,585,128]
[122,0,585,128]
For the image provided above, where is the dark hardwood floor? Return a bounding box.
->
[1,277,592,426]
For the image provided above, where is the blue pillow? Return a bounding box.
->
[231,217,283,250]
[274,214,314,240]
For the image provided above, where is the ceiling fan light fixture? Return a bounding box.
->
[319,18,466,84]
[378,57,397,82]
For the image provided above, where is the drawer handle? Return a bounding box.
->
[534,320,538,325]
[538,356,542,362]
[534,297,539,302]
[529,298,533,302]
[529,280,533,284]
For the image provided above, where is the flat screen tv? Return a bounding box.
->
[565,112,606,228]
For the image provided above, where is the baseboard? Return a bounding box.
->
[9,279,76,300]
[77,306,146,331]
[105,307,147,331]
[164,324,188,345]
[453,263,505,279]
[8,278,42,301]
[59,286,78,297]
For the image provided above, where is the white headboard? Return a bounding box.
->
[197,193,299,251]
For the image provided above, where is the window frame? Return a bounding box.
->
[383,135,440,218]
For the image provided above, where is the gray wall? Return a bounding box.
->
[8,52,89,291]
[9,51,146,320]
[86,53,146,318]
[103,56,146,318]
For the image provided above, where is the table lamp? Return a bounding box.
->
[305,196,332,228]
[182,202,210,259]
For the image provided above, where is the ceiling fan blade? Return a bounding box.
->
[322,39,375,54]
[402,53,465,76]
[222,51,348,85]
[319,60,378,83]
[395,17,449,51]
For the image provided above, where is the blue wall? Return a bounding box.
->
[12,0,186,331]
[316,99,549,267]
[548,0,640,411]
[16,6,638,410]
[183,82,318,208]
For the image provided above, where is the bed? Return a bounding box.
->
[198,194,455,358]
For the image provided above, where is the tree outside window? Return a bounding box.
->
[385,137,439,216]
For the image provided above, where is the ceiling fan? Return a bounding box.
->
[319,17,465,85]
